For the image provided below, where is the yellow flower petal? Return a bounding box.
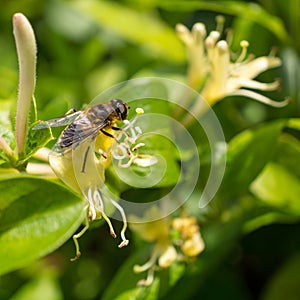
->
[158,245,177,268]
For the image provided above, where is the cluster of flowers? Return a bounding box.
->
[130,207,205,286]
[176,16,289,117]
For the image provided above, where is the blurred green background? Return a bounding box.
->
[0,0,299,299]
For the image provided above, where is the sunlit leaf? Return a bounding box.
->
[218,120,285,200]
[250,162,300,215]
[286,118,300,132]
[69,0,185,62]
[10,272,63,300]
[273,132,300,178]
[0,175,84,275]
[102,248,152,300]
[159,0,290,43]
[261,252,300,300]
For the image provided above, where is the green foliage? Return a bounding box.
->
[23,124,53,162]
[218,120,285,201]
[0,175,84,275]
[0,0,299,299]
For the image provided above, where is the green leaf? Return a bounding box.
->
[158,1,290,44]
[286,118,300,132]
[115,279,160,300]
[261,252,300,300]
[101,248,153,300]
[218,120,285,200]
[273,133,300,179]
[250,162,300,215]
[102,246,185,300]
[0,175,85,275]
[69,0,185,62]
[0,107,15,165]
[10,272,63,300]
[22,124,53,162]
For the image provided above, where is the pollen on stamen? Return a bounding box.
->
[136,107,144,115]
[236,40,249,63]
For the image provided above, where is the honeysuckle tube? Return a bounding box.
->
[0,136,14,158]
[48,108,155,258]
[13,13,37,157]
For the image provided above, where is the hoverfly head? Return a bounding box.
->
[111,99,129,121]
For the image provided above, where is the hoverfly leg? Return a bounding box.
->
[112,126,131,139]
[101,128,130,156]
[81,145,90,173]
[100,128,116,139]
[98,149,108,159]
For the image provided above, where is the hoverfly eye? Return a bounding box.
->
[111,99,128,120]
[118,103,128,120]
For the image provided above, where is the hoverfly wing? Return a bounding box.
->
[32,110,81,130]
[53,115,110,153]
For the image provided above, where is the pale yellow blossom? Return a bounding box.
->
[176,18,289,112]
[130,207,205,286]
[48,108,154,259]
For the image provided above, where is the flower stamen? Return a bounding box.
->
[110,199,129,248]
[70,219,89,261]
[236,40,249,63]
[215,15,225,33]
[91,188,117,238]
[134,247,158,273]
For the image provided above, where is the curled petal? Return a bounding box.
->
[233,56,281,79]
[133,155,158,167]
[231,89,290,107]
[228,78,280,92]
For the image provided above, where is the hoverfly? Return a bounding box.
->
[33,99,129,172]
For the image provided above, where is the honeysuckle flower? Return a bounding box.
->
[172,217,205,257]
[48,108,156,259]
[130,206,205,286]
[176,17,289,120]
[13,13,37,157]
[0,136,15,159]
[0,13,37,169]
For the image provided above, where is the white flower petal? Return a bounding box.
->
[158,245,177,268]
[176,23,193,46]
[233,56,281,79]
[231,89,290,107]
[230,78,280,91]
[133,155,158,167]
